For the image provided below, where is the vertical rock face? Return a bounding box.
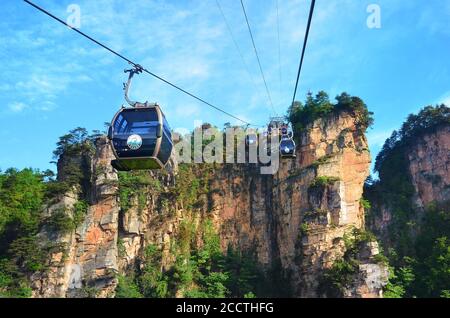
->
[407,125,450,208]
[118,158,179,273]
[32,138,120,298]
[32,111,387,298]
[209,111,386,297]
[367,124,450,245]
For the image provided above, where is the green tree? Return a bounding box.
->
[52,127,97,159]
[0,168,48,297]
[288,91,373,137]
[115,275,143,298]
[139,245,169,298]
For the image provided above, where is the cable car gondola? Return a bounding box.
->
[280,135,296,158]
[287,130,294,139]
[281,123,294,139]
[267,117,285,136]
[108,66,173,171]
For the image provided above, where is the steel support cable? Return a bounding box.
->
[23,0,252,125]
[215,0,258,90]
[291,0,316,106]
[276,0,282,97]
[240,0,276,116]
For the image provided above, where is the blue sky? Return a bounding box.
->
[0,0,449,173]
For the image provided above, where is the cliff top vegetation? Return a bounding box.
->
[288,91,374,135]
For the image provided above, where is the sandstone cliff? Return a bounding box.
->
[31,110,388,298]
[31,138,120,297]
[362,105,449,298]
[367,123,450,244]
[408,125,450,208]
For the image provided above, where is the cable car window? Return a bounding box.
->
[129,121,155,135]
[120,119,128,132]
[163,115,170,130]
[114,110,158,135]
[114,114,124,132]
[162,115,172,138]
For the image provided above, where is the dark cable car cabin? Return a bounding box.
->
[283,125,294,139]
[108,65,173,171]
[287,130,294,139]
[268,117,285,136]
[109,105,172,171]
[280,135,296,158]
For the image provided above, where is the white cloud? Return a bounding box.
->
[75,74,93,82]
[439,92,450,106]
[37,101,58,112]
[4,0,443,128]
[8,102,28,113]
[443,98,450,106]
[174,104,200,117]
[367,129,393,148]
[418,2,450,36]
[15,74,68,102]
[0,84,11,91]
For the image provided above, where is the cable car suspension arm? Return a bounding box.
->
[23,0,252,126]
[123,64,153,108]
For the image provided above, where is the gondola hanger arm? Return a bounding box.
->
[23,0,254,126]
[123,64,153,108]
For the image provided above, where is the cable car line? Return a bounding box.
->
[23,0,252,126]
[239,0,276,116]
[215,0,258,90]
[276,0,282,98]
[291,0,316,106]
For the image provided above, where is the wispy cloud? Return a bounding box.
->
[16,74,66,98]
[439,92,450,106]
[367,129,394,148]
[8,102,29,113]
[37,101,58,112]
[0,84,12,91]
[173,104,201,118]
[1,0,378,125]
[1,0,449,171]
[418,1,450,36]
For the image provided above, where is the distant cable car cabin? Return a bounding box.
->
[279,121,296,159]
[265,117,297,158]
[280,135,296,158]
[108,65,173,171]
[267,117,285,135]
